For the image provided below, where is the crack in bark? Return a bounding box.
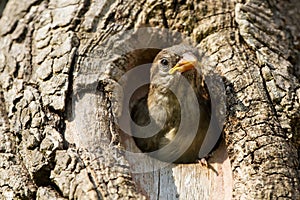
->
[70,0,91,31]
[259,66,280,121]
[87,172,104,200]
[156,170,161,200]
[161,5,169,29]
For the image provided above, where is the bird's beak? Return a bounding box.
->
[168,52,197,74]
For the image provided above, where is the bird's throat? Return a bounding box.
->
[147,85,181,132]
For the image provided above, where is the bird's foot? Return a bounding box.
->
[197,155,219,176]
[198,157,208,167]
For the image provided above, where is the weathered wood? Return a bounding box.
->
[0,0,299,199]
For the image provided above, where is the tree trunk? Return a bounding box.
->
[0,0,299,199]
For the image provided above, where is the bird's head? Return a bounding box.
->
[150,45,201,94]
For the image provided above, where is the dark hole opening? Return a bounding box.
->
[119,47,219,165]
[0,0,8,18]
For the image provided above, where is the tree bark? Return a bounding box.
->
[0,0,299,199]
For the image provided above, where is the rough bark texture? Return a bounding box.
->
[0,0,299,199]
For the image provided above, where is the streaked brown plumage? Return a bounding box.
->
[131,45,211,163]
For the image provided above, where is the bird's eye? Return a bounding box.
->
[160,58,169,69]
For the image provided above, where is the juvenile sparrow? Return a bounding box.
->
[131,45,211,163]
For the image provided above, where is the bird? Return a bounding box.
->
[130,45,211,163]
